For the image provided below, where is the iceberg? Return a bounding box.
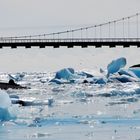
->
[94,77,107,84]
[78,72,93,78]
[129,68,140,78]
[0,91,11,108]
[8,73,25,82]
[50,78,66,84]
[0,91,15,121]
[50,68,78,84]
[50,57,140,85]
[118,69,138,78]
[107,57,126,77]
[87,77,107,84]
[55,68,75,80]
[109,74,139,83]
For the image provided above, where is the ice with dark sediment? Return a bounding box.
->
[8,73,25,82]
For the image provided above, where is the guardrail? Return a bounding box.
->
[0,38,140,43]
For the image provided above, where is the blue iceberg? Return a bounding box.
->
[55,68,75,80]
[118,69,138,78]
[50,57,140,85]
[78,72,93,78]
[0,108,12,121]
[107,57,126,77]
[129,68,140,78]
[0,91,15,121]
[88,77,107,84]
[50,68,79,84]
[109,74,139,83]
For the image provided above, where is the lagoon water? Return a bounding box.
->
[0,47,140,139]
[0,72,140,139]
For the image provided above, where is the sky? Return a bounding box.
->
[0,0,140,36]
[0,0,140,72]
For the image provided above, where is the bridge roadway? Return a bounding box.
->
[0,38,140,48]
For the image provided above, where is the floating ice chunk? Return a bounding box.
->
[11,97,54,107]
[94,77,107,84]
[91,77,107,84]
[129,68,140,78]
[50,68,78,84]
[50,78,75,84]
[109,74,139,83]
[78,72,93,78]
[0,90,15,121]
[118,69,138,78]
[0,108,12,121]
[40,78,48,83]
[82,76,107,84]
[8,73,25,82]
[107,57,126,77]
[50,78,64,84]
[0,90,11,109]
[9,95,19,99]
[82,78,94,84]
[55,68,75,80]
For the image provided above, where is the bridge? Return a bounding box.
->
[0,13,140,48]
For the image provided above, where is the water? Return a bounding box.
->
[0,72,140,140]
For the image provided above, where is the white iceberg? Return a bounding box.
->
[8,73,25,82]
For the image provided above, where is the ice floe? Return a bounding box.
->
[8,73,25,82]
[50,57,140,84]
[0,90,15,121]
[107,57,126,77]
[129,68,140,78]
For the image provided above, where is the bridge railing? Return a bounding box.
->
[0,38,140,43]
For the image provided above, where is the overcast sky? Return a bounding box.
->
[0,0,140,72]
[0,0,140,36]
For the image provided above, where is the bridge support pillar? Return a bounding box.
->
[25,46,31,49]
[95,45,102,48]
[11,46,17,49]
[53,45,59,48]
[81,45,88,48]
[123,45,130,48]
[137,43,140,48]
[40,45,45,48]
[109,45,115,48]
[67,45,74,48]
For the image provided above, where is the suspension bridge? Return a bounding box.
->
[0,13,140,48]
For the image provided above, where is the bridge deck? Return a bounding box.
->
[0,38,140,48]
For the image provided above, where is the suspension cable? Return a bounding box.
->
[136,13,139,38]
[1,13,140,40]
